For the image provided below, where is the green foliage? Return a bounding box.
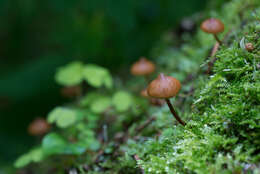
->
[55,61,84,86]
[42,133,86,155]
[55,61,113,89]
[14,59,141,171]
[48,107,77,128]
[14,148,43,168]
[112,91,133,112]
[83,64,113,89]
[80,91,134,113]
[90,96,111,114]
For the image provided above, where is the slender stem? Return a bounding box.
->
[165,99,186,126]
[213,34,222,45]
[135,116,156,133]
[133,155,145,174]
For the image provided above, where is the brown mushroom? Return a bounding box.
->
[245,43,254,52]
[28,118,51,136]
[200,18,224,45]
[147,73,186,126]
[131,57,155,82]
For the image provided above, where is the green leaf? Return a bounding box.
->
[82,64,113,89]
[42,133,67,155]
[14,148,44,168]
[112,91,132,112]
[90,96,111,113]
[47,107,77,128]
[79,92,102,106]
[89,140,101,151]
[42,133,86,155]
[55,61,84,86]
[65,143,86,155]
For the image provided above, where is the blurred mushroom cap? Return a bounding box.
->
[28,118,50,136]
[200,18,224,34]
[131,57,155,76]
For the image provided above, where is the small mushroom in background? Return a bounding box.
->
[147,73,186,126]
[200,18,224,45]
[140,88,165,107]
[245,43,254,52]
[28,118,51,136]
[131,57,156,83]
[61,85,82,98]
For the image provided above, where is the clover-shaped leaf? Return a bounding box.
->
[83,64,113,89]
[42,133,86,155]
[47,107,77,128]
[80,92,102,107]
[14,148,44,168]
[55,61,84,86]
[90,96,111,113]
[112,91,132,112]
[42,133,67,155]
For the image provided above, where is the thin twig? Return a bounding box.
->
[135,117,156,133]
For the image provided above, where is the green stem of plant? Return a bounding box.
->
[80,81,87,97]
[213,34,222,45]
[165,99,186,126]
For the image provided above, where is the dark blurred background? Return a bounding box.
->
[0,0,209,166]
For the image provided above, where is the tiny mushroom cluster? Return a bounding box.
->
[131,18,227,127]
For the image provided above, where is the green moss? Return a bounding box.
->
[121,0,260,173]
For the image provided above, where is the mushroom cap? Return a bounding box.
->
[245,43,254,52]
[147,73,181,99]
[140,88,149,98]
[131,57,155,76]
[28,118,50,136]
[200,18,224,34]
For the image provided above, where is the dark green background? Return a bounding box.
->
[0,0,210,165]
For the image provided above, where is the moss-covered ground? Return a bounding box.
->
[13,0,260,173]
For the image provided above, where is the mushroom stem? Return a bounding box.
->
[213,34,222,45]
[165,99,186,126]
